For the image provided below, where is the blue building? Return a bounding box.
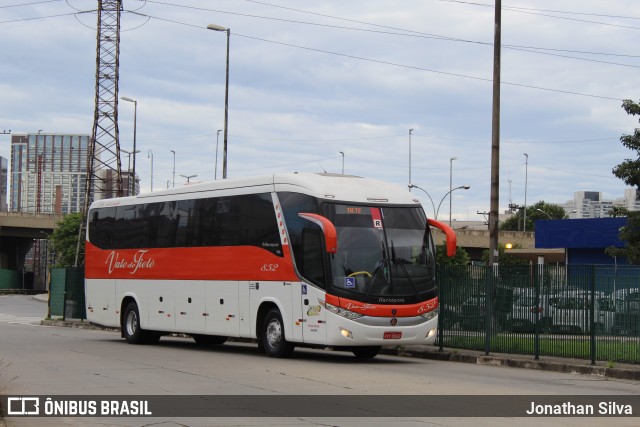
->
[535,218,627,265]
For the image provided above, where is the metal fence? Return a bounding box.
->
[437,264,640,365]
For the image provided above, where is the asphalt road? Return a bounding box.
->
[0,295,638,427]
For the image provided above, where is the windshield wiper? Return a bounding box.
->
[390,240,419,295]
[363,240,389,301]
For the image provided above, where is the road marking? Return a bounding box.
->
[0,314,42,326]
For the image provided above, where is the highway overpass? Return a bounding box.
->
[0,212,57,290]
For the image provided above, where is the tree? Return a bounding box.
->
[49,213,84,267]
[608,206,630,218]
[612,99,640,190]
[500,201,566,232]
[481,244,529,266]
[435,243,470,266]
[609,99,640,264]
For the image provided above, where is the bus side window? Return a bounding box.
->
[301,228,326,289]
[90,207,116,249]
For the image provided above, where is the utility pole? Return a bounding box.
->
[488,0,502,268]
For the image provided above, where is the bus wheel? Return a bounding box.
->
[261,308,294,358]
[122,301,159,344]
[352,346,381,359]
[193,335,227,346]
[123,301,144,344]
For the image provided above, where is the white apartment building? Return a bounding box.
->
[562,189,639,219]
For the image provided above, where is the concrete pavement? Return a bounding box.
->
[32,294,640,382]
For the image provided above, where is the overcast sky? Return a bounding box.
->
[1,0,639,222]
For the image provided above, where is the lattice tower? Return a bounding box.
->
[76,0,124,266]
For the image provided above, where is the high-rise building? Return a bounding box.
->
[618,189,640,212]
[10,132,89,214]
[566,191,615,218]
[0,156,7,212]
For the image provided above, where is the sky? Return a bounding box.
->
[1,0,639,222]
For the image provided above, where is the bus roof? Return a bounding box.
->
[89,173,421,208]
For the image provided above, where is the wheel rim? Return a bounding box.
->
[126,310,138,336]
[266,318,282,348]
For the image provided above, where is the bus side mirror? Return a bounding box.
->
[428,218,457,257]
[298,213,338,254]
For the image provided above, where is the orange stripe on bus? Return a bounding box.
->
[325,294,438,317]
[85,242,299,281]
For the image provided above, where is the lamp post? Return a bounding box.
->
[207,24,230,179]
[408,184,436,219]
[436,185,470,221]
[121,96,138,195]
[408,128,414,190]
[449,157,457,227]
[339,151,344,174]
[170,150,176,188]
[180,174,197,184]
[215,129,222,179]
[524,153,529,232]
[535,208,552,220]
[121,149,133,196]
[148,149,153,192]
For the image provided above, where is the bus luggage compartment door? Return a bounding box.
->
[206,280,240,337]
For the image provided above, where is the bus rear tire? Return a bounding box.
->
[261,308,294,358]
[352,346,381,359]
[193,335,227,346]
[123,301,158,344]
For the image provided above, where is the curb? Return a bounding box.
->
[41,319,119,332]
[41,319,640,381]
[379,346,640,382]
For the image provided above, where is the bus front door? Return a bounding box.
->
[301,283,327,345]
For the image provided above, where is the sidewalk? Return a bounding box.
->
[34,294,640,382]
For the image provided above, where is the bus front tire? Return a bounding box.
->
[261,308,294,358]
[123,301,158,345]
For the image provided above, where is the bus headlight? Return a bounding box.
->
[319,300,364,321]
[340,327,353,339]
[419,307,438,321]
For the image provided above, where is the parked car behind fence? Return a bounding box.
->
[511,291,554,333]
[612,288,640,336]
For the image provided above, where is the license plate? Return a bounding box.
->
[383,331,402,339]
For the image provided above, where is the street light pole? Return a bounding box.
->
[148,149,153,192]
[170,150,176,188]
[215,129,222,180]
[121,96,138,195]
[524,153,529,232]
[207,24,230,179]
[436,185,470,221]
[180,174,197,184]
[408,184,436,219]
[449,157,457,227]
[535,208,552,220]
[408,128,414,190]
[121,149,132,196]
[339,151,344,174]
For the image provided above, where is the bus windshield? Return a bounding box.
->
[324,204,436,303]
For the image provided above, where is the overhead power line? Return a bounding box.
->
[0,0,61,9]
[143,0,640,60]
[436,0,640,30]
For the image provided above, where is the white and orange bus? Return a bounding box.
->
[85,173,456,358]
